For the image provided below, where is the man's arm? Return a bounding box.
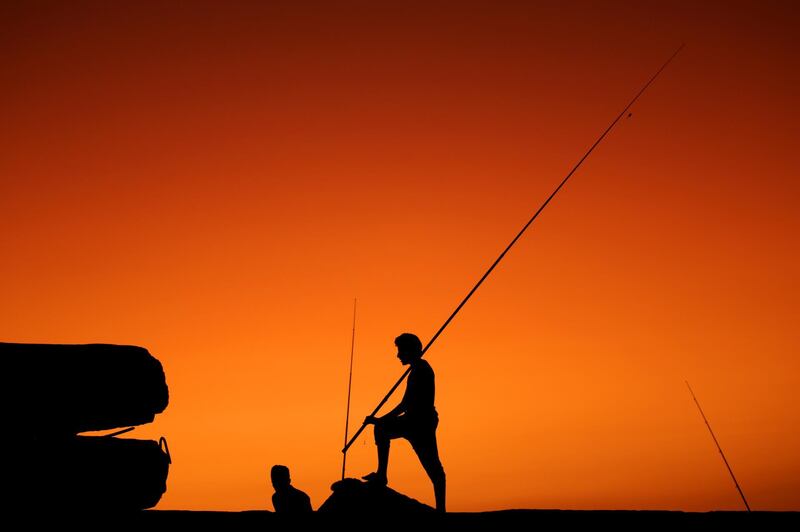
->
[365,388,409,424]
[383,398,407,418]
[365,399,406,424]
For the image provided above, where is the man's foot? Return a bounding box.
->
[361,472,388,486]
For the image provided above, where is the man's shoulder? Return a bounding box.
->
[291,485,310,499]
[413,358,434,374]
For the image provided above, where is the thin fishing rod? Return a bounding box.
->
[686,381,751,512]
[341,298,357,480]
[343,44,685,453]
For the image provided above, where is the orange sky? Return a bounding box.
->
[2,0,798,512]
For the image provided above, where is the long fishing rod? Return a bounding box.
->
[343,44,685,453]
[686,381,751,511]
[341,298,357,480]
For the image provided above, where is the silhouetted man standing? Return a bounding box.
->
[363,333,446,512]
[271,464,313,513]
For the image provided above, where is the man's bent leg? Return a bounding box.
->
[365,418,407,485]
[375,421,390,481]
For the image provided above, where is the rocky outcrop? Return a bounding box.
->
[318,478,434,514]
[1,343,168,436]
[3,342,171,511]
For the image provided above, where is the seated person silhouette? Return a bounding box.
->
[270,464,313,513]
[362,333,446,512]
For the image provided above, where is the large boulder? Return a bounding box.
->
[1,343,169,435]
[318,478,434,515]
[15,434,171,512]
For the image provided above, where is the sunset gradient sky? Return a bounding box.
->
[2,1,798,512]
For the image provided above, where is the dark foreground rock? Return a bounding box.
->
[2,342,169,435]
[68,509,799,531]
[14,435,171,512]
[318,478,434,514]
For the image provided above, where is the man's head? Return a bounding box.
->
[271,464,291,491]
[395,333,423,365]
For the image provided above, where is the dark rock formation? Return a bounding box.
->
[15,434,171,512]
[318,478,434,515]
[3,342,171,511]
[1,342,168,435]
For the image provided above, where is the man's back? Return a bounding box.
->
[404,359,437,421]
[272,485,312,513]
